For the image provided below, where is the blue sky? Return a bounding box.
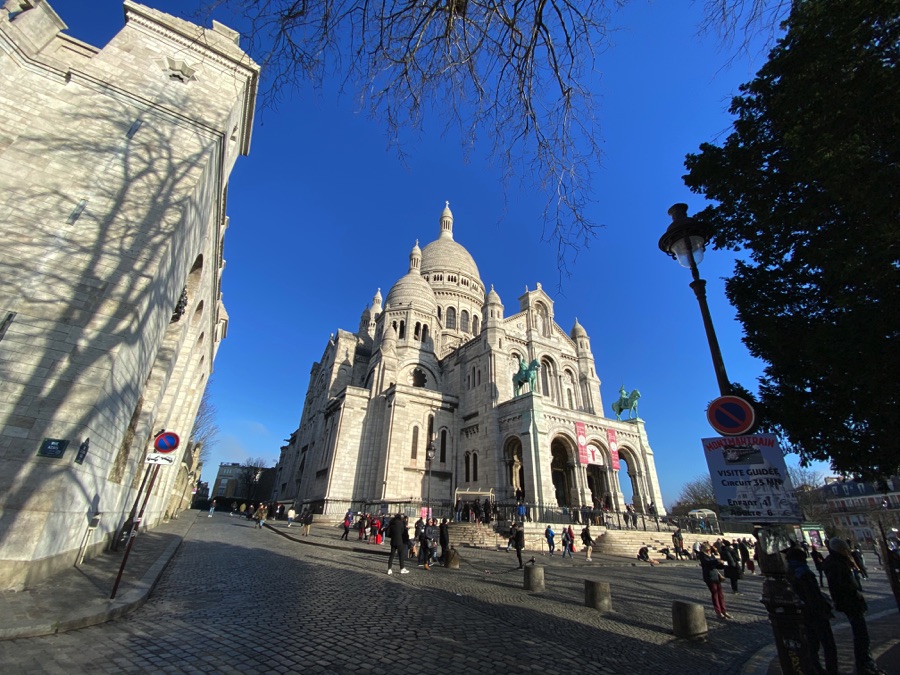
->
[51,0,828,507]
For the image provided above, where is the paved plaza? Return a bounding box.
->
[0,513,896,674]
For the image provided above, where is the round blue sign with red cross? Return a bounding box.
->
[153,432,180,453]
[707,396,756,436]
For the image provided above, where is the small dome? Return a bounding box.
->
[420,201,482,285]
[570,317,588,340]
[486,285,502,304]
[385,243,437,313]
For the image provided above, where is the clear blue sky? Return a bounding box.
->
[51,0,829,508]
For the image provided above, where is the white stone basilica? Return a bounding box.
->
[274,204,665,520]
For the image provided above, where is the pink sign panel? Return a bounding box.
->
[575,421,588,464]
[607,428,620,470]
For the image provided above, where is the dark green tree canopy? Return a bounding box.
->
[684,0,900,479]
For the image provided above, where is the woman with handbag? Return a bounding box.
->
[699,542,732,620]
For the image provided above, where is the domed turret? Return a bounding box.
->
[385,243,437,314]
[571,317,588,340]
[420,202,482,287]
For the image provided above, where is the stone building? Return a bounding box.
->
[0,0,258,588]
[274,204,665,522]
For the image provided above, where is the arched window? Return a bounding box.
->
[440,429,447,463]
[421,325,429,343]
[567,389,574,409]
[414,322,421,340]
[427,415,434,441]
[460,310,469,332]
[472,316,479,335]
[472,452,479,482]
[399,320,406,339]
[476,369,481,386]
[437,306,442,321]
[411,426,419,459]
[446,307,457,329]
[464,452,470,482]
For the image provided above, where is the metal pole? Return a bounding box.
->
[687,252,732,396]
[111,465,160,599]
[113,463,152,551]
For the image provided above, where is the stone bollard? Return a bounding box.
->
[584,580,612,612]
[445,548,460,570]
[671,600,708,639]
[524,565,545,592]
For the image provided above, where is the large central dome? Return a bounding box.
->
[420,202,481,285]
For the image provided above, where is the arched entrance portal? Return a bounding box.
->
[504,437,525,501]
[616,449,646,511]
[585,461,612,509]
[550,438,577,509]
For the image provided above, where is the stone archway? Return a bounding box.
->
[616,447,647,511]
[550,437,578,509]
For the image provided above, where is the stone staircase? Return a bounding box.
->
[593,529,749,558]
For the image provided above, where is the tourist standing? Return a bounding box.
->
[208,499,216,517]
[581,525,594,562]
[698,542,731,620]
[386,514,410,575]
[720,540,742,594]
[514,522,526,569]
[824,539,885,675]
[286,507,296,527]
[439,518,450,565]
[672,528,685,560]
[785,547,838,675]
[561,527,572,558]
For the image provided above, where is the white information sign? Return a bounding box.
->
[702,433,802,522]
[146,452,175,466]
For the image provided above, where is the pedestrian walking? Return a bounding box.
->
[567,525,576,556]
[253,503,267,528]
[823,539,885,675]
[454,498,463,522]
[300,510,312,536]
[852,544,869,581]
[545,525,556,556]
[811,545,826,586]
[208,499,216,517]
[698,542,731,620]
[424,518,439,570]
[561,526,573,558]
[340,513,351,540]
[738,537,751,573]
[439,518,450,564]
[784,547,838,675]
[286,507,296,527]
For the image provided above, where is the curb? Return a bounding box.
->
[0,518,193,641]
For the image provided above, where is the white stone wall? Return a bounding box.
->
[0,0,257,588]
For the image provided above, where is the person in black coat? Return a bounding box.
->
[514,523,526,569]
[439,518,450,564]
[720,540,742,594]
[824,539,885,675]
[386,514,409,575]
[785,547,837,675]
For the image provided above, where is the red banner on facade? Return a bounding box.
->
[607,428,620,470]
[575,421,588,464]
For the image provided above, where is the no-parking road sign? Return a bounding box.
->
[707,395,756,436]
[153,431,180,453]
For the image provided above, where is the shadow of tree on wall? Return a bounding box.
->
[0,86,227,567]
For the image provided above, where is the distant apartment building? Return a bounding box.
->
[823,476,900,543]
[212,462,276,503]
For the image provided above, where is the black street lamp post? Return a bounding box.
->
[658,203,731,396]
[659,203,818,674]
[426,440,436,519]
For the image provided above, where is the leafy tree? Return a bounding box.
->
[669,474,718,515]
[683,0,900,479]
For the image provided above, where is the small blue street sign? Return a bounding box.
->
[153,431,180,453]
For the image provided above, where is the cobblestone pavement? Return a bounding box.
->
[0,517,895,674]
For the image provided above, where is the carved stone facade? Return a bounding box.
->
[275,205,665,520]
[0,0,257,588]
